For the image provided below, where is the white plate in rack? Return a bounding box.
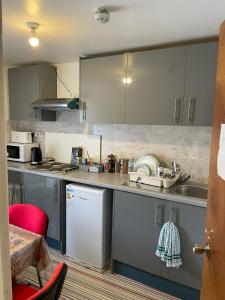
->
[134,154,160,176]
[135,163,151,176]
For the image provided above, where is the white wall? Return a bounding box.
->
[55,61,79,98]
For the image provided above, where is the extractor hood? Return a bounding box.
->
[32,98,79,111]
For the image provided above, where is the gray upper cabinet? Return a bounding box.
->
[80,54,127,123]
[8,64,56,121]
[80,41,217,126]
[125,47,187,125]
[183,42,218,126]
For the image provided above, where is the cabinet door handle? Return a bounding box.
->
[174,98,182,124]
[170,207,177,224]
[82,100,87,120]
[84,101,87,120]
[8,184,13,204]
[54,182,58,202]
[187,97,196,124]
[20,184,24,204]
[34,109,39,120]
[82,100,85,120]
[155,204,163,226]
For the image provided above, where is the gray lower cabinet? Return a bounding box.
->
[161,201,205,290]
[112,190,206,290]
[80,54,127,123]
[112,190,165,276]
[23,173,61,241]
[125,47,187,125]
[8,64,57,121]
[8,170,24,204]
[183,42,218,126]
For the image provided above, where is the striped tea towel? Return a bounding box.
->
[156,222,182,268]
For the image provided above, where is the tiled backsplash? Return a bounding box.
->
[7,112,212,184]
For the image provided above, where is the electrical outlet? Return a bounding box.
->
[34,132,39,138]
[38,131,44,138]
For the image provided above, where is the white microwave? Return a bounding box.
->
[7,142,39,162]
[11,131,32,144]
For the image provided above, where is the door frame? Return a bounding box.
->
[0,0,12,298]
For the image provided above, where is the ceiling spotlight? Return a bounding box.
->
[95,8,110,24]
[26,22,39,47]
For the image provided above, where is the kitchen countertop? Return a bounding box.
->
[8,161,207,208]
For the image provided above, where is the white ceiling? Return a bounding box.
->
[2,0,225,65]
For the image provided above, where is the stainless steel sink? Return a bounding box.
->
[172,185,208,199]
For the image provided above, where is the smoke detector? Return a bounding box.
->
[95,8,110,24]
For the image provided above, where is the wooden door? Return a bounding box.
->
[0,1,12,297]
[200,21,225,299]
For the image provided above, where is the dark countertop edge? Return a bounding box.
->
[8,165,207,208]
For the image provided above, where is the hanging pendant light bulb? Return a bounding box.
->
[26,22,39,47]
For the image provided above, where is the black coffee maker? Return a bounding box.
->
[31,147,42,165]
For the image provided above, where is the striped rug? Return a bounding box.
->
[18,249,180,300]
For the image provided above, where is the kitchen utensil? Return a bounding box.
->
[119,159,129,174]
[157,167,164,177]
[172,161,180,173]
[31,147,42,165]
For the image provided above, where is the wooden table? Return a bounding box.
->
[9,224,50,279]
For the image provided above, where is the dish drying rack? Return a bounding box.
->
[129,171,180,188]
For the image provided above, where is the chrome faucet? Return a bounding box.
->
[180,174,191,184]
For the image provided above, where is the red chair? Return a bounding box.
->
[9,204,48,237]
[9,204,49,287]
[12,262,68,300]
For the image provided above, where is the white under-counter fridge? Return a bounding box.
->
[66,183,112,270]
